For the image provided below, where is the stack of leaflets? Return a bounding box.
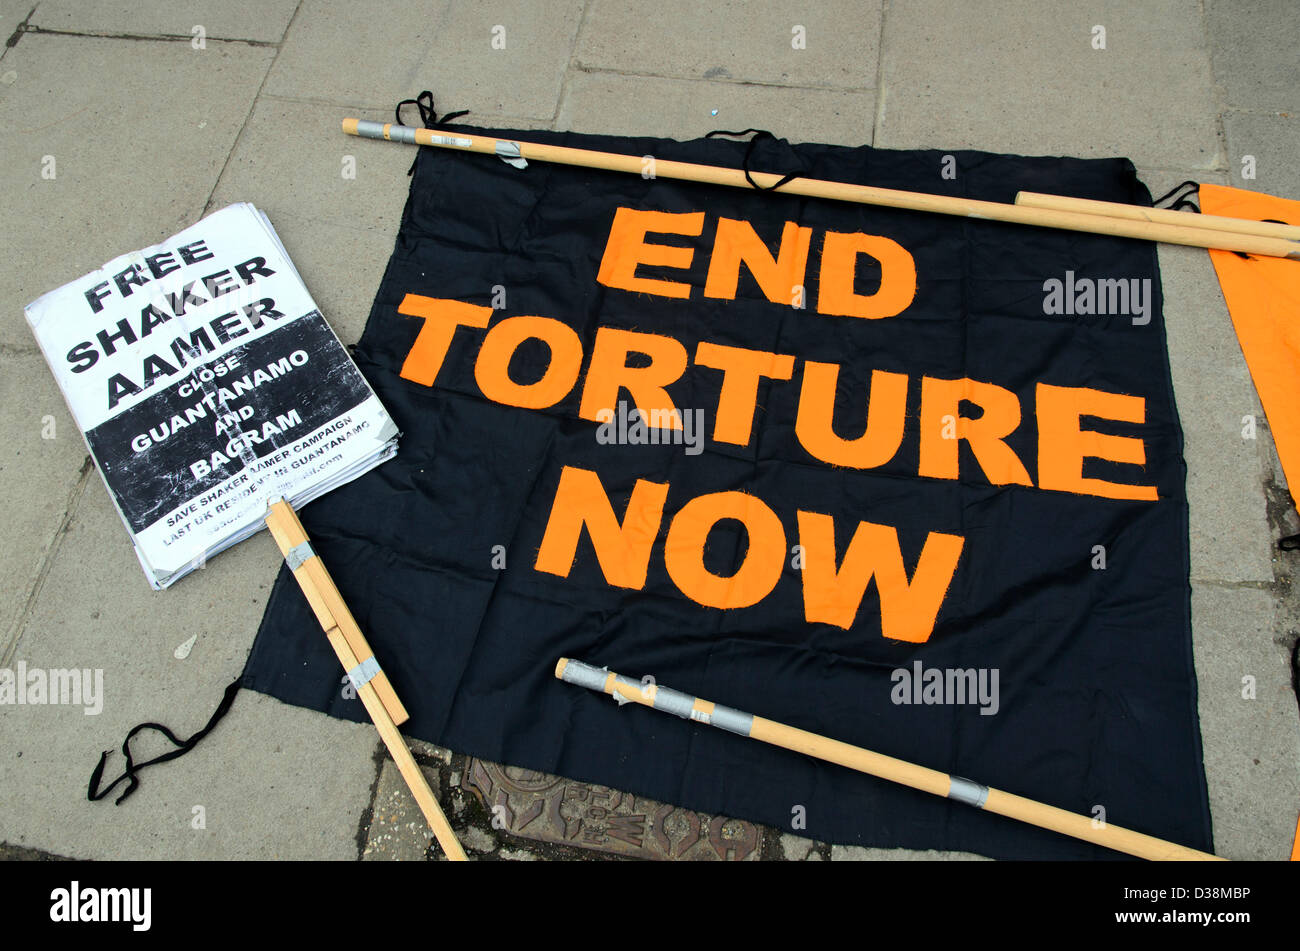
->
[24,203,400,589]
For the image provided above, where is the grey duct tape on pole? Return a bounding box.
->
[553,657,1221,860]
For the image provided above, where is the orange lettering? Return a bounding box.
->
[797,511,964,642]
[795,363,908,468]
[816,231,916,319]
[918,376,1033,486]
[596,208,704,299]
[664,491,786,609]
[579,327,688,429]
[703,218,812,305]
[535,466,669,589]
[695,341,796,446]
[397,294,492,386]
[474,315,583,409]
[1036,383,1157,501]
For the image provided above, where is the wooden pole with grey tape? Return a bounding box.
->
[342,118,1300,260]
[554,657,1222,861]
[266,499,467,861]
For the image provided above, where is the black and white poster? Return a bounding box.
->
[25,203,399,588]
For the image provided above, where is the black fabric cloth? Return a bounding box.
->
[243,126,1212,859]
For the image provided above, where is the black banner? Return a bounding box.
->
[244,126,1210,859]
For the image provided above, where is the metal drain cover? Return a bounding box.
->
[464,758,762,860]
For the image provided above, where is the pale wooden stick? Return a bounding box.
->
[1016,190,1300,242]
[264,500,408,726]
[555,658,1223,861]
[266,500,467,861]
[342,118,1300,260]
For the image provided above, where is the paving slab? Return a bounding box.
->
[1222,112,1300,199]
[1205,0,1300,114]
[262,215,397,346]
[0,32,274,348]
[264,0,582,121]
[876,0,1222,169]
[0,2,33,34]
[204,98,430,343]
[0,479,378,859]
[557,72,874,147]
[0,843,73,860]
[0,356,89,655]
[29,0,298,44]
[262,0,449,109]
[417,0,584,121]
[407,738,453,763]
[207,99,415,234]
[831,845,990,860]
[779,833,817,860]
[575,0,881,89]
[1158,241,1274,583]
[1258,424,1300,569]
[1191,584,1300,860]
[362,759,435,861]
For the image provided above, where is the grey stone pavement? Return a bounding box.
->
[1,1,1297,861]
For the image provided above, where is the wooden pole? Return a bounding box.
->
[554,657,1223,861]
[342,118,1300,260]
[264,502,408,726]
[266,500,467,861]
[1015,190,1300,242]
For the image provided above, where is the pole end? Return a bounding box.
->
[554,657,570,680]
[342,117,360,136]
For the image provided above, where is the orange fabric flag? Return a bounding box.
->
[1201,184,1300,518]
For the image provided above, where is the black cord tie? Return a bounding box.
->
[395,90,469,176]
[87,676,241,805]
[706,128,806,192]
[1157,179,1253,260]
[1291,638,1300,720]
[1152,179,1201,213]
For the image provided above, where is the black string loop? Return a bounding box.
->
[88,677,242,805]
[706,128,805,192]
[1152,179,1201,213]
[395,91,470,175]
